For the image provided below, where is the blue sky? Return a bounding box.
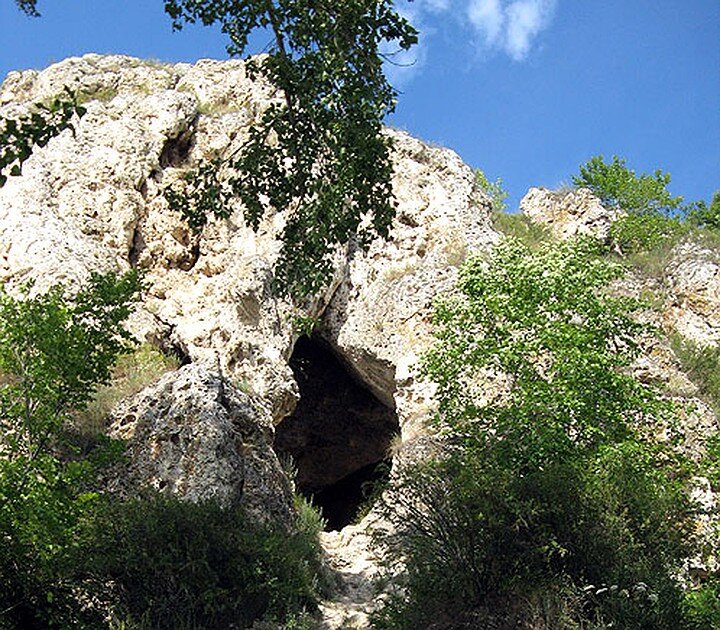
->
[1,0,718,211]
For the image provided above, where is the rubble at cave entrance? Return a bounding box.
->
[274,335,399,531]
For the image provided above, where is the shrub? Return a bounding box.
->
[685,578,720,628]
[374,239,700,629]
[475,169,508,214]
[0,274,326,629]
[687,191,720,231]
[80,494,324,629]
[572,155,683,215]
[609,211,688,255]
[0,271,141,629]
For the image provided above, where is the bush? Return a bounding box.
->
[0,274,326,628]
[685,578,720,628]
[80,494,324,629]
[687,191,720,231]
[0,272,141,629]
[609,211,688,255]
[374,239,700,629]
[573,155,683,215]
[475,169,508,214]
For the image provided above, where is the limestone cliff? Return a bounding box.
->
[1,54,717,628]
[0,54,498,628]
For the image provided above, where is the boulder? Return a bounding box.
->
[520,186,620,240]
[108,364,295,527]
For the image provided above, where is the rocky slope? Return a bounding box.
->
[0,54,498,627]
[1,54,717,627]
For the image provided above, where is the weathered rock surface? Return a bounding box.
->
[1,54,499,627]
[664,242,720,347]
[323,132,499,439]
[520,186,619,240]
[3,54,718,628]
[0,54,497,431]
[108,364,295,527]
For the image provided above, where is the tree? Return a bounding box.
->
[688,190,720,231]
[375,238,699,628]
[11,1,417,296]
[572,155,694,254]
[163,0,417,296]
[14,0,39,16]
[0,272,141,627]
[573,155,683,215]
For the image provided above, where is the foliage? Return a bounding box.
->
[701,433,720,490]
[573,155,683,215]
[0,271,142,461]
[608,211,688,255]
[0,274,326,628]
[81,493,325,629]
[290,313,320,338]
[687,190,720,231]
[0,88,86,187]
[162,0,417,297]
[0,272,141,628]
[475,169,508,214]
[14,0,39,16]
[374,239,699,629]
[684,578,720,629]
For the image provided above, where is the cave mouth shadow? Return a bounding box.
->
[274,335,399,531]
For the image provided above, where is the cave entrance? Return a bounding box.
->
[274,335,399,531]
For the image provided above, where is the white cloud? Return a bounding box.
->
[504,0,557,60]
[467,0,505,48]
[422,0,452,13]
[466,0,558,60]
[383,0,558,87]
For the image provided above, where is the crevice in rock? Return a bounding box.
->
[175,240,201,272]
[274,334,399,531]
[128,223,145,268]
[159,127,195,168]
[151,315,192,367]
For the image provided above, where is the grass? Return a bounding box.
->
[492,210,553,250]
[670,334,720,416]
[73,344,180,435]
[76,85,120,105]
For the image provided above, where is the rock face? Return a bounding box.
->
[323,132,499,444]
[109,364,295,527]
[0,54,498,628]
[3,54,718,628]
[520,186,619,240]
[664,243,720,347]
[0,54,497,429]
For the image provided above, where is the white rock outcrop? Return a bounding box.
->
[0,55,497,432]
[4,53,717,628]
[108,364,295,527]
[520,186,620,240]
[1,54,499,627]
[664,243,720,347]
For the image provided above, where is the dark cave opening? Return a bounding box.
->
[274,335,399,531]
